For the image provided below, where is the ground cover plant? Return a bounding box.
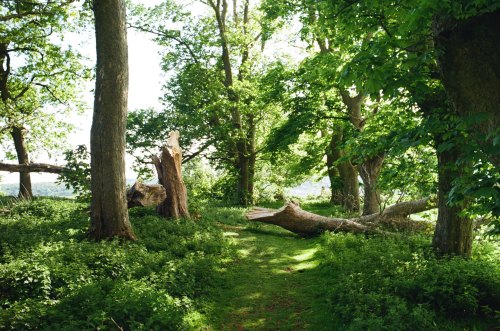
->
[0,197,499,330]
[0,197,232,330]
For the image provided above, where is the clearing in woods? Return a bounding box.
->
[205,210,333,331]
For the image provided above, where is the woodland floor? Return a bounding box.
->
[206,219,332,330]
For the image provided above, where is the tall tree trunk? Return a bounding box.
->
[326,127,360,211]
[89,0,135,241]
[247,114,256,202]
[432,141,473,256]
[325,141,343,205]
[11,126,32,199]
[359,154,384,215]
[210,0,251,205]
[416,88,473,256]
[236,156,250,205]
[434,9,500,171]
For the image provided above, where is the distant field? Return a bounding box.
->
[1,178,330,198]
[0,182,74,197]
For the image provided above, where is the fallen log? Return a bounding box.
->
[246,198,436,236]
[126,182,166,208]
[0,162,68,174]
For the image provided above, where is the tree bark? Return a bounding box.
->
[0,162,67,173]
[126,182,166,209]
[89,0,135,241]
[434,9,500,171]
[415,86,474,256]
[152,131,190,219]
[326,127,360,211]
[247,198,435,237]
[432,142,473,256]
[359,154,384,215]
[11,127,33,199]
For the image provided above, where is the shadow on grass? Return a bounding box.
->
[206,222,331,331]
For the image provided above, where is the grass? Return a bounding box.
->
[0,196,498,330]
[206,223,326,330]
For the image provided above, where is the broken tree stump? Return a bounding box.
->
[126,182,166,208]
[246,197,436,236]
[152,131,190,219]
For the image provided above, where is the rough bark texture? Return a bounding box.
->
[327,128,360,211]
[434,9,500,170]
[359,154,384,215]
[432,145,473,256]
[0,162,67,174]
[415,87,474,257]
[10,127,33,199]
[89,0,135,241]
[153,131,190,219]
[247,198,435,237]
[126,182,166,209]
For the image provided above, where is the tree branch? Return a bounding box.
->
[0,162,69,174]
[128,24,200,64]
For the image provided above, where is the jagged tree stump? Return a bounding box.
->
[152,131,190,219]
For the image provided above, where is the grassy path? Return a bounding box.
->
[206,219,330,330]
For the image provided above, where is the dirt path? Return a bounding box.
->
[207,223,329,330]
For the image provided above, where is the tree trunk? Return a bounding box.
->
[432,142,473,256]
[153,131,190,219]
[236,155,251,205]
[339,90,384,215]
[11,126,32,199]
[326,128,360,211]
[326,145,343,205]
[89,0,135,241]
[210,0,253,206]
[359,154,384,215]
[434,9,500,170]
[247,115,256,202]
[247,198,435,237]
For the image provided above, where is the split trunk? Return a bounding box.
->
[152,131,190,219]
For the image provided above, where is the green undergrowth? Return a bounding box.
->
[314,233,499,330]
[0,197,498,330]
[0,197,232,330]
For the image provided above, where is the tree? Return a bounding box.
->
[262,0,499,255]
[434,9,500,171]
[0,0,88,198]
[128,0,282,205]
[88,0,135,240]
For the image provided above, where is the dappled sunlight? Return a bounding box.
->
[292,247,317,262]
[207,221,325,330]
[223,231,239,237]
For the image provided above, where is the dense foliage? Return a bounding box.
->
[0,198,232,330]
[316,233,499,330]
[0,198,498,330]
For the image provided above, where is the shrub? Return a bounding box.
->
[0,198,231,330]
[316,233,500,330]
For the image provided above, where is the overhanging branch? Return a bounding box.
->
[0,162,69,174]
